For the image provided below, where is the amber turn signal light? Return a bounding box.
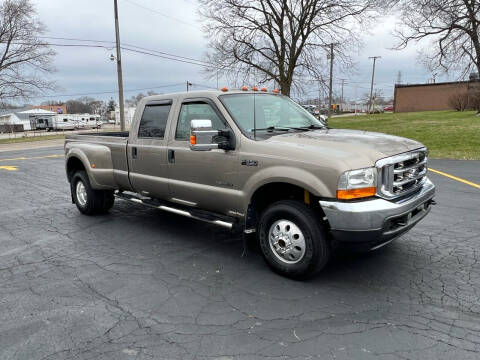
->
[336,187,376,200]
[190,135,197,145]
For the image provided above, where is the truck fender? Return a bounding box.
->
[242,165,333,212]
[65,143,116,190]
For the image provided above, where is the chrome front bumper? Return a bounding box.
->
[319,178,435,248]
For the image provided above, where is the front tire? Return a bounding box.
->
[71,170,114,215]
[258,200,330,279]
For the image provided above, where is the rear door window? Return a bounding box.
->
[138,103,172,138]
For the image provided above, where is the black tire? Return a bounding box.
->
[258,200,330,279]
[100,190,115,213]
[71,170,114,215]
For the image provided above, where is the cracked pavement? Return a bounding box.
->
[0,146,479,359]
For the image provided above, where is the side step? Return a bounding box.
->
[115,191,236,229]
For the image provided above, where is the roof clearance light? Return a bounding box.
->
[241,86,248,91]
[261,87,268,92]
[273,89,280,94]
[221,87,228,92]
[251,86,258,91]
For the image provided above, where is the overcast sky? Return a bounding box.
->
[30,0,456,104]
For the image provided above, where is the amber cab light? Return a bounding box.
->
[273,88,280,94]
[336,187,376,200]
[261,87,268,92]
[251,86,258,91]
[190,135,197,145]
[221,86,228,92]
[241,86,248,91]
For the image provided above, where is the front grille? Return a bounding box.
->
[376,148,428,199]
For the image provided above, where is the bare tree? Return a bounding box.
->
[394,0,480,78]
[0,0,56,101]
[199,0,382,96]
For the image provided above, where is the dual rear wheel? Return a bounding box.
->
[71,170,114,215]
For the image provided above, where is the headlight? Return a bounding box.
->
[337,167,377,200]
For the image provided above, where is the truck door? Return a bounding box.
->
[167,98,240,216]
[127,100,172,200]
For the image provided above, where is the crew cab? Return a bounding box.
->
[65,89,435,278]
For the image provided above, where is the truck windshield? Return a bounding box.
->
[220,93,326,137]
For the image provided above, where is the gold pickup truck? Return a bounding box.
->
[65,90,435,278]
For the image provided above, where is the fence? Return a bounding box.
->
[0,124,24,133]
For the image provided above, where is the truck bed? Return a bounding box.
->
[65,131,131,190]
[65,131,129,144]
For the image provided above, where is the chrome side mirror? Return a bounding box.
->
[190,119,220,151]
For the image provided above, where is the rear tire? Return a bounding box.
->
[71,170,114,215]
[258,200,330,279]
[100,190,115,213]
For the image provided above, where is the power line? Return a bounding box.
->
[38,36,216,67]
[14,40,231,70]
[122,0,201,30]
[30,83,185,99]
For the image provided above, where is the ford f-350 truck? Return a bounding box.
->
[65,89,435,278]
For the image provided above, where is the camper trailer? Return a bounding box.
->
[71,114,102,129]
[46,116,76,131]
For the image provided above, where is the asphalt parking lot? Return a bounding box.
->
[1,146,479,360]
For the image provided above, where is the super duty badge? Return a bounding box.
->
[241,159,258,167]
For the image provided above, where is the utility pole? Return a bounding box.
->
[368,56,381,113]
[317,78,322,118]
[114,0,125,131]
[339,78,346,112]
[186,81,192,92]
[327,43,335,119]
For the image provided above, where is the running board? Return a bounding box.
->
[115,191,235,229]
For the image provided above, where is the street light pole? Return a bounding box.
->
[368,56,381,113]
[114,0,125,131]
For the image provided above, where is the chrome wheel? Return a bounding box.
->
[268,219,306,264]
[76,180,88,207]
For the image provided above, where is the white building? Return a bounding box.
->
[114,106,137,125]
[0,108,56,131]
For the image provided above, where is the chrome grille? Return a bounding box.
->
[376,148,428,199]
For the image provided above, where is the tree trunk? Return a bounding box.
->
[279,80,291,96]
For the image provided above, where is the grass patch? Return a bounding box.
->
[0,134,65,144]
[330,111,480,160]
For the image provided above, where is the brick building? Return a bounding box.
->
[394,80,480,113]
[32,105,67,114]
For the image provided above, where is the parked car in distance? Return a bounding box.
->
[383,106,394,112]
[64,89,435,279]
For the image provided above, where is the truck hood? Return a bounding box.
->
[265,129,424,168]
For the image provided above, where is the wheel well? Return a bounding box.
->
[249,182,324,218]
[66,157,86,183]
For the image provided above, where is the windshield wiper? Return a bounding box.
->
[252,126,291,132]
[284,125,326,131]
